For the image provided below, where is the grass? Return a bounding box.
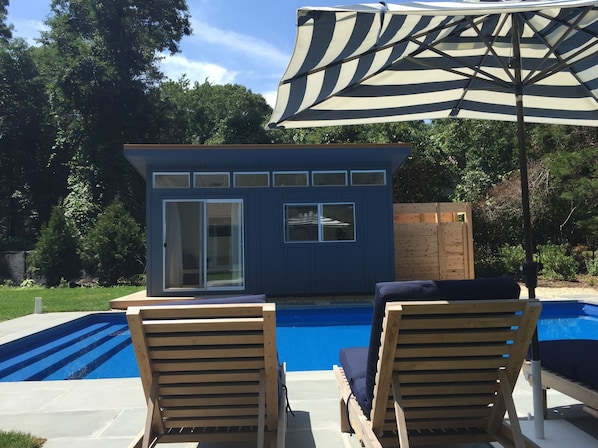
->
[0,285,143,322]
[0,430,46,448]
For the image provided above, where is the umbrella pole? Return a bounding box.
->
[513,13,544,438]
[516,93,544,440]
[516,91,544,440]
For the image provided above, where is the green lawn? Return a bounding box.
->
[0,286,143,322]
[0,430,45,448]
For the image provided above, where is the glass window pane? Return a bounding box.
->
[285,205,318,242]
[274,172,308,187]
[322,204,355,241]
[351,170,386,185]
[312,171,347,186]
[154,173,190,188]
[195,172,230,188]
[206,201,244,288]
[234,172,269,187]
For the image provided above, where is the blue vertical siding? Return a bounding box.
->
[126,144,410,297]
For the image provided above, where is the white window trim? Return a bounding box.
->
[153,172,190,189]
[194,172,230,188]
[350,169,387,186]
[312,170,348,186]
[284,202,356,243]
[273,171,309,187]
[233,171,270,188]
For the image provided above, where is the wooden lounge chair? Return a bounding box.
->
[126,301,286,448]
[522,339,598,418]
[335,284,542,447]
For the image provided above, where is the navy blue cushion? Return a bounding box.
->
[538,339,598,390]
[159,294,267,306]
[363,278,520,416]
[339,347,369,413]
[194,294,267,304]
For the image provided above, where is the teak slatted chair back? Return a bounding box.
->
[126,302,284,448]
[338,298,541,448]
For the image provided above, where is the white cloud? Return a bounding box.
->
[262,90,279,108]
[163,18,290,101]
[160,54,238,85]
[188,18,290,68]
[10,18,47,45]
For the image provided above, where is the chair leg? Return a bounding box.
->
[391,373,410,448]
[339,397,352,433]
[128,429,144,448]
[142,374,161,448]
[258,369,266,448]
[499,369,525,448]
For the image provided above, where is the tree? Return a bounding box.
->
[39,0,192,226]
[0,0,11,42]
[429,119,520,202]
[0,39,56,248]
[81,199,145,285]
[29,205,80,286]
[470,123,598,276]
[152,80,273,144]
[545,144,598,245]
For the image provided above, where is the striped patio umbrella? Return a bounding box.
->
[268,0,598,438]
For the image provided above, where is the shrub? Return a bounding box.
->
[497,244,526,279]
[586,257,598,276]
[19,278,36,288]
[28,206,80,287]
[473,245,502,278]
[81,199,145,286]
[537,243,578,281]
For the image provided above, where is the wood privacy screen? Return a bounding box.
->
[393,203,474,281]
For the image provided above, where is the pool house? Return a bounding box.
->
[124,143,411,298]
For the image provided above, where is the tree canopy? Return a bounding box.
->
[0,0,596,284]
[39,0,193,227]
[0,0,11,42]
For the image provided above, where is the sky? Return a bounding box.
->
[6,0,345,106]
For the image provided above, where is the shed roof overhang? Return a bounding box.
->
[123,143,412,178]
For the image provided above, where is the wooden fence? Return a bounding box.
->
[393,203,474,281]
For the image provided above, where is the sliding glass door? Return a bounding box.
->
[163,200,244,291]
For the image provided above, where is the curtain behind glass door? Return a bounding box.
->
[164,201,204,289]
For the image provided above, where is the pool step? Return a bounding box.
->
[0,322,137,381]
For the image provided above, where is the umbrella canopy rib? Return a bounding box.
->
[269,0,598,130]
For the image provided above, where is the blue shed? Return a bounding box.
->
[124,143,411,297]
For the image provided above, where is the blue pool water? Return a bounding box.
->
[0,301,596,381]
[536,301,598,341]
[0,314,137,381]
[277,305,372,371]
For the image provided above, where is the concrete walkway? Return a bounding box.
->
[0,369,597,447]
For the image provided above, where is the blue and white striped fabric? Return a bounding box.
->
[268,0,598,129]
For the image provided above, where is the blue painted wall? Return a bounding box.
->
[125,144,411,297]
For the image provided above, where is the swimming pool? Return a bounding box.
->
[536,300,598,341]
[0,300,596,381]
